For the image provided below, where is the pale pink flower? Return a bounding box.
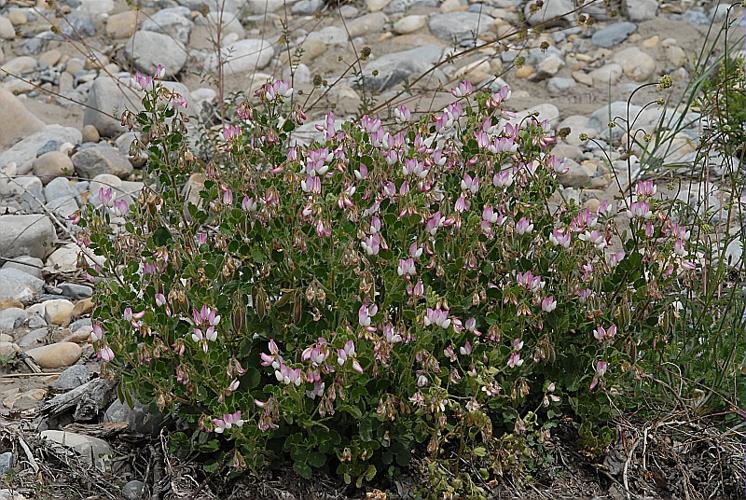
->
[541,296,557,313]
[98,346,115,362]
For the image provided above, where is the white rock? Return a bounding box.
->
[393,15,426,34]
[40,430,111,469]
[613,47,655,82]
[207,39,274,75]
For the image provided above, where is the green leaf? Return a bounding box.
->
[293,461,312,479]
[473,447,487,457]
[153,226,172,246]
[308,452,326,468]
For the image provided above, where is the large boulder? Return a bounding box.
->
[360,44,446,92]
[72,145,133,179]
[83,77,144,138]
[0,90,44,151]
[206,39,274,75]
[124,30,187,78]
[0,215,56,259]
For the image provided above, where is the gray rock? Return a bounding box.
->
[69,318,92,331]
[361,44,445,91]
[52,365,90,391]
[682,9,709,25]
[623,0,657,21]
[524,0,574,27]
[292,0,323,14]
[125,31,187,78]
[591,22,636,48]
[33,152,74,185]
[141,8,193,45]
[588,101,642,140]
[104,399,163,435]
[40,430,111,469]
[0,125,81,175]
[2,256,43,279]
[0,268,45,305]
[60,11,96,38]
[547,76,576,94]
[206,39,274,75]
[428,12,494,45]
[122,480,146,500]
[0,90,44,151]
[72,145,133,179]
[384,0,437,13]
[0,174,45,212]
[17,328,48,348]
[58,282,93,299]
[346,12,388,37]
[0,215,56,259]
[44,177,79,204]
[83,77,144,138]
[0,308,26,331]
[0,452,13,475]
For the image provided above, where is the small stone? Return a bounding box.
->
[572,70,593,86]
[524,0,574,27]
[45,244,83,274]
[17,328,48,348]
[347,12,388,37]
[0,90,44,150]
[82,125,100,143]
[2,256,43,279]
[143,8,193,45]
[515,65,534,79]
[26,342,82,369]
[58,283,93,300]
[591,22,636,48]
[393,15,426,34]
[52,365,90,391]
[548,77,576,94]
[32,151,74,185]
[0,268,45,305]
[0,308,26,331]
[40,431,111,469]
[623,0,657,20]
[124,31,187,78]
[428,12,493,45]
[207,39,274,75]
[0,16,14,40]
[105,399,162,435]
[365,0,391,12]
[558,159,596,187]
[8,11,27,26]
[44,299,75,326]
[613,47,655,82]
[0,342,20,358]
[72,145,133,179]
[38,49,61,67]
[106,11,138,39]
[664,44,687,67]
[642,35,659,48]
[122,480,146,500]
[591,63,622,87]
[0,452,13,475]
[534,54,564,80]
[72,298,95,318]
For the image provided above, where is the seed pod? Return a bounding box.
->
[253,287,268,320]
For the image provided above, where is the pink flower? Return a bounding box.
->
[460,173,479,194]
[578,230,607,250]
[590,360,608,390]
[515,217,534,235]
[549,228,571,248]
[454,194,469,213]
[358,303,378,327]
[260,339,282,369]
[221,185,234,205]
[275,363,303,386]
[541,296,557,313]
[408,279,424,298]
[213,410,244,433]
[98,346,114,362]
[635,180,656,197]
[493,169,514,188]
[397,258,416,277]
[444,345,457,362]
[242,196,257,212]
[155,293,167,307]
[98,187,114,207]
[134,72,153,89]
[196,232,208,246]
[507,351,523,368]
[627,200,652,219]
[459,341,472,356]
[593,324,617,342]
[608,251,625,267]
[222,124,241,142]
[112,198,129,216]
[424,305,451,329]
[301,338,329,365]
[91,322,104,341]
[451,80,473,98]
[394,105,411,122]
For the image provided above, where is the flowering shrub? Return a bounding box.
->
[82,75,703,494]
